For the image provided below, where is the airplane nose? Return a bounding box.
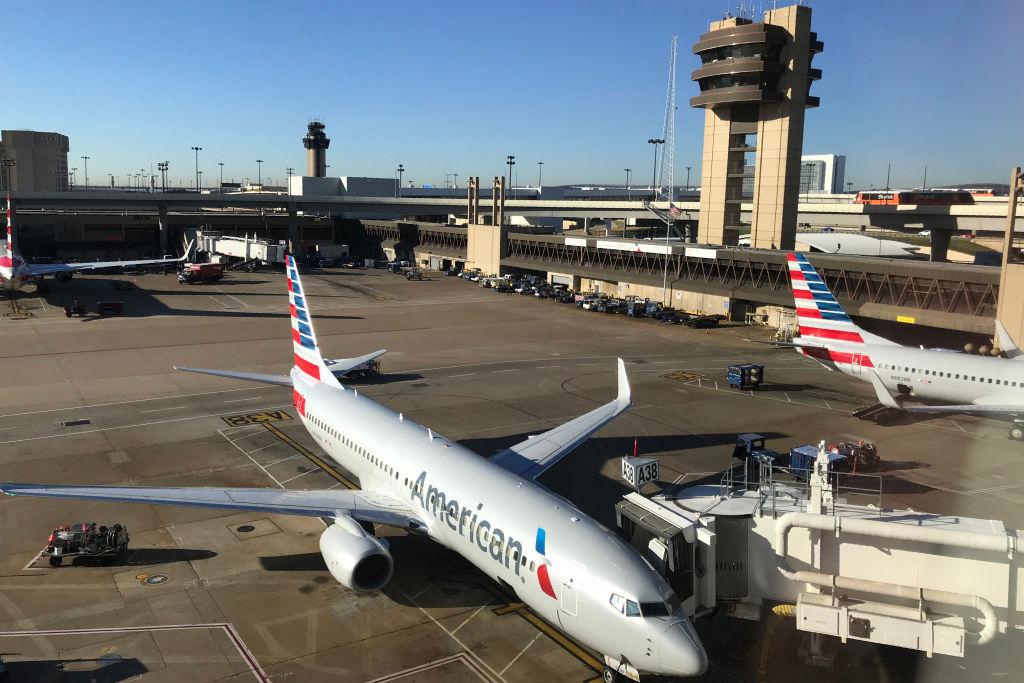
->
[659,618,708,677]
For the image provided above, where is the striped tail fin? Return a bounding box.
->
[287,255,342,389]
[1,194,14,280]
[786,252,895,346]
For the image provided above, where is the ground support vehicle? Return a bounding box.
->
[178,263,224,284]
[727,363,764,390]
[96,301,125,316]
[44,522,129,567]
[63,300,88,317]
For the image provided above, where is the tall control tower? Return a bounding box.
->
[303,120,330,177]
[691,4,822,250]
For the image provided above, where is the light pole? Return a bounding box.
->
[80,156,90,189]
[395,164,404,197]
[647,139,664,197]
[197,170,203,191]
[218,162,225,189]
[453,172,458,189]
[191,146,202,191]
[107,174,114,189]
[685,166,691,192]
[255,159,264,188]
[506,155,515,199]
[287,167,294,195]
[537,161,543,189]
[157,161,169,192]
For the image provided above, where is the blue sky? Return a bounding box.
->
[6,1,1020,189]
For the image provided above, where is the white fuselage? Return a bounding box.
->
[814,342,1024,408]
[293,371,706,677]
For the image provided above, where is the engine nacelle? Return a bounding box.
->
[319,517,393,593]
[54,271,73,283]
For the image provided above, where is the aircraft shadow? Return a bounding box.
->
[352,372,425,386]
[0,656,148,682]
[120,548,217,566]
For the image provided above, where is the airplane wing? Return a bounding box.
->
[746,338,829,349]
[174,366,293,387]
[324,350,387,377]
[0,483,425,530]
[489,358,631,480]
[867,371,1021,415]
[24,240,194,277]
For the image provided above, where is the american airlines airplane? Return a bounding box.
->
[785,251,1024,438]
[0,256,708,680]
[1,196,191,289]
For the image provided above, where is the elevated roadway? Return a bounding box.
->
[10,191,1023,233]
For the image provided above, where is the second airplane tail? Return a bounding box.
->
[787,252,896,347]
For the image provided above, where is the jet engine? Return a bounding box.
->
[318,517,393,593]
[54,272,73,283]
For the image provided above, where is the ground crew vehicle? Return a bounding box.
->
[732,433,786,464]
[727,363,764,390]
[63,300,88,317]
[406,269,424,281]
[178,263,224,284]
[44,522,129,567]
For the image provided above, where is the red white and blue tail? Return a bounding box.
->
[787,252,895,346]
[287,255,342,391]
[1,195,14,280]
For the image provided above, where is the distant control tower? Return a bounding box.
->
[303,120,330,177]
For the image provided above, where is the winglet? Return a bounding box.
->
[995,320,1024,360]
[616,358,631,407]
[868,370,901,409]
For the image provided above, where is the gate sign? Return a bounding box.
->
[621,457,659,490]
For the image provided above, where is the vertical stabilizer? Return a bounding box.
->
[287,255,342,389]
[786,252,896,346]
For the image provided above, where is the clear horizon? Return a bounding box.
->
[6,1,1020,190]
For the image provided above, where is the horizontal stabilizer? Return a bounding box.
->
[324,349,387,378]
[174,366,292,387]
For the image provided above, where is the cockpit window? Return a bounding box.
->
[610,593,642,617]
[639,602,670,617]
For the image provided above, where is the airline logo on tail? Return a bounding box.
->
[287,255,322,381]
[787,252,864,343]
[1,194,14,278]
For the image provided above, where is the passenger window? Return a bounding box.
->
[988,378,993,384]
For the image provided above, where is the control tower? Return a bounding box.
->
[690,4,822,249]
[303,120,330,177]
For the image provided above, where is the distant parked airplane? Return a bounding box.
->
[1,195,191,289]
[783,251,1024,439]
[1,255,707,680]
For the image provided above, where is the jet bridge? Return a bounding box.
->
[617,446,1024,665]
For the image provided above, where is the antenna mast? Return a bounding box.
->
[659,35,678,303]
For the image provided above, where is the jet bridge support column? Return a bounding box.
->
[157,204,169,255]
[929,229,951,263]
[287,203,299,254]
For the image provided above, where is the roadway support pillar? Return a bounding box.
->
[157,204,169,256]
[929,229,951,263]
[287,203,299,254]
[467,176,480,224]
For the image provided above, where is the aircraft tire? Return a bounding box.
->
[602,667,621,683]
[1010,426,1023,441]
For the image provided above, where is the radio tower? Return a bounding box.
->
[659,35,678,302]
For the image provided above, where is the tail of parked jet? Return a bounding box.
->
[1,194,15,280]
[787,252,896,347]
[176,255,383,395]
[286,254,342,392]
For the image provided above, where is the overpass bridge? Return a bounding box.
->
[359,222,999,334]
[10,191,1023,234]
